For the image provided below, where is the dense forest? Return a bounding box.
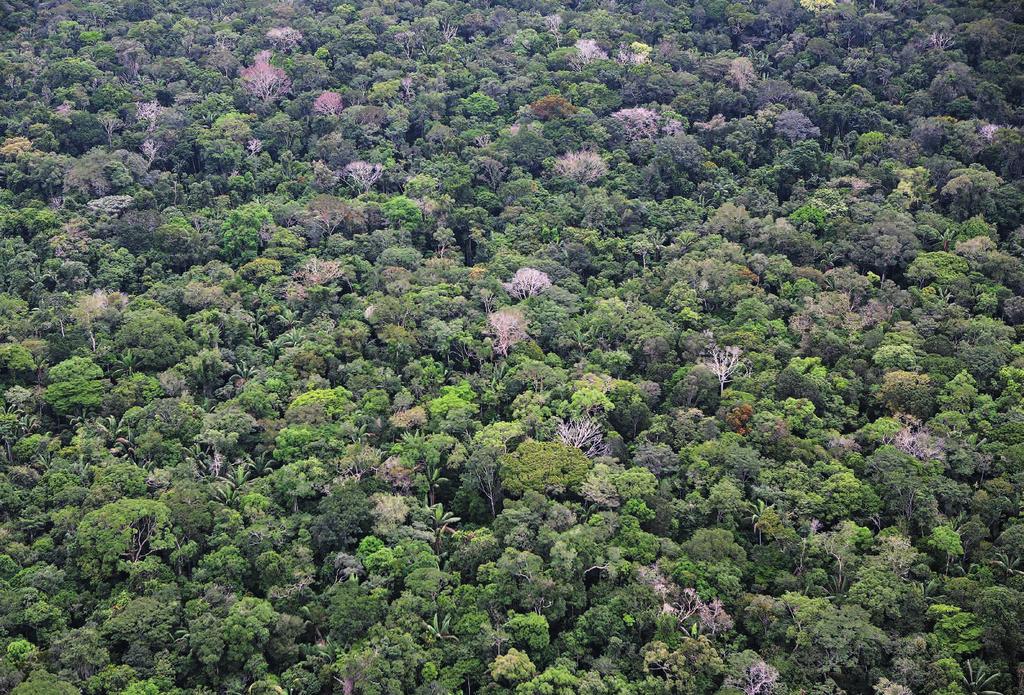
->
[1,0,1024,693]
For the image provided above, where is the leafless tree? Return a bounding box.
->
[475,156,507,190]
[570,39,607,70]
[701,332,745,395]
[401,77,415,101]
[616,44,650,65]
[440,19,459,42]
[698,598,734,636]
[926,31,954,50]
[556,418,610,458]
[612,107,661,140]
[343,161,384,193]
[889,415,946,461]
[544,15,563,46]
[503,267,552,299]
[726,660,780,695]
[135,100,159,131]
[140,139,161,168]
[727,57,756,90]
[305,195,360,239]
[661,586,733,636]
[295,257,346,287]
[99,114,122,147]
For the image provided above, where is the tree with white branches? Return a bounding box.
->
[503,267,552,299]
[570,39,607,70]
[556,418,610,458]
[343,161,384,193]
[726,660,780,695]
[701,332,745,395]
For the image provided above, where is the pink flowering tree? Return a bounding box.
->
[313,91,344,116]
[612,107,661,140]
[503,267,552,299]
[241,51,291,104]
[553,150,608,183]
[979,123,1003,141]
[487,308,528,357]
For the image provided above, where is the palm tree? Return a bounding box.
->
[745,499,773,545]
[960,660,1004,695]
[0,407,18,462]
[228,359,257,389]
[423,612,457,642]
[429,503,460,554]
[934,225,960,252]
[111,349,138,378]
[989,551,1023,577]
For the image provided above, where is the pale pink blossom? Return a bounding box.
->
[488,308,528,356]
[313,91,344,116]
[266,26,303,51]
[241,51,291,104]
[295,257,346,286]
[979,123,1003,141]
[553,150,608,183]
[503,267,552,299]
[612,107,661,140]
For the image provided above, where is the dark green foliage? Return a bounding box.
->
[0,1,1023,694]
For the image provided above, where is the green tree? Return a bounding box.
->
[45,357,105,415]
[500,441,592,497]
[11,670,80,695]
[75,499,173,581]
[220,203,272,263]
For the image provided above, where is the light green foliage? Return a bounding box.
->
[220,203,272,262]
[461,92,500,118]
[927,604,982,656]
[75,499,172,581]
[45,356,105,414]
[490,648,536,684]
[11,670,81,695]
